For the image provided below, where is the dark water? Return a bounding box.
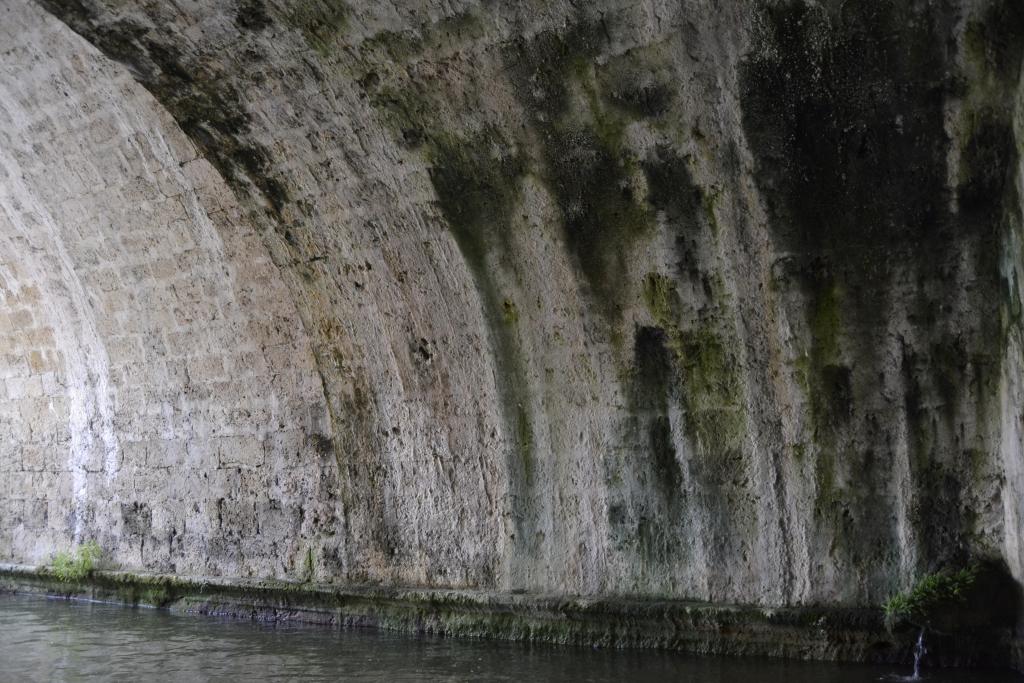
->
[0,594,1020,682]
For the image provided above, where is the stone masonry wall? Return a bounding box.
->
[1,0,1023,615]
[0,0,332,580]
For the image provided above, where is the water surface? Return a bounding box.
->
[0,593,1020,682]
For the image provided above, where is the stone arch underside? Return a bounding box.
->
[0,0,1021,611]
[0,1,332,580]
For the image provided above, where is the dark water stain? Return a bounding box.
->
[426,129,539,579]
[38,1,291,222]
[740,0,1018,579]
[503,22,653,319]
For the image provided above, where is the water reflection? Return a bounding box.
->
[0,594,1020,682]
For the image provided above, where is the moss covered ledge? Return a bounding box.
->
[0,563,916,664]
[2,563,1020,668]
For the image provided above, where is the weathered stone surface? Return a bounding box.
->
[1,0,1023,659]
[0,0,331,579]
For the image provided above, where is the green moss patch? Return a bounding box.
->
[641,273,745,460]
[286,0,350,57]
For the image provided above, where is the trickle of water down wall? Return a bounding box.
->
[2,0,1024,663]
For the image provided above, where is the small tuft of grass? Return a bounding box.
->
[51,541,103,582]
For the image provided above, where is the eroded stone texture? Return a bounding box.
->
[0,0,332,579]
[0,0,1022,617]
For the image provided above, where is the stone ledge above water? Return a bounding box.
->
[1,564,1018,672]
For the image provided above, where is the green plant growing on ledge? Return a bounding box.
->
[883,565,979,628]
[51,541,103,582]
